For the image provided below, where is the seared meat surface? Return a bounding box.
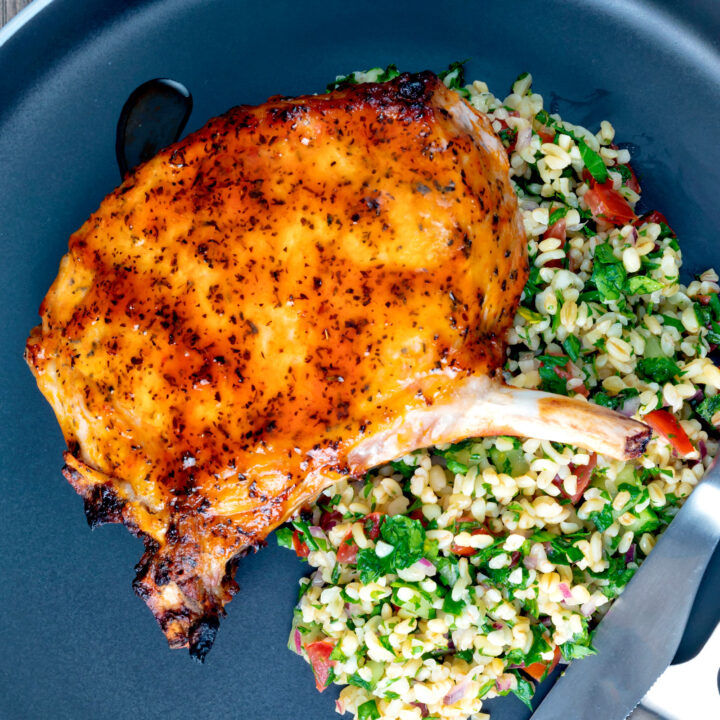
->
[26,72,649,659]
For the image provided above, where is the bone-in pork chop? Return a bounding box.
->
[26,72,649,659]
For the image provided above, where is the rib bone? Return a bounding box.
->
[348,374,650,472]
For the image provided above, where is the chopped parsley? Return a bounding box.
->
[592,387,639,411]
[358,699,381,720]
[275,526,294,549]
[538,354,571,395]
[562,334,581,362]
[439,60,471,99]
[549,206,568,225]
[636,357,682,384]
[589,503,614,532]
[696,394,720,424]
[357,516,437,583]
[560,640,597,661]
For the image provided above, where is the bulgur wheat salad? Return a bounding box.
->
[275,63,720,720]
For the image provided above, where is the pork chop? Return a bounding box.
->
[26,72,649,659]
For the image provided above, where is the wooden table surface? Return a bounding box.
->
[2,0,31,27]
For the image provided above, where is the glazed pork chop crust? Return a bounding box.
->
[26,72,647,658]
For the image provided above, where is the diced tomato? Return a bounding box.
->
[523,645,562,682]
[534,119,555,143]
[644,409,695,457]
[696,295,712,306]
[305,639,336,692]
[409,508,427,526]
[555,363,588,396]
[451,526,492,556]
[542,218,567,269]
[555,453,597,504]
[633,210,671,230]
[606,145,642,194]
[573,383,589,398]
[319,510,342,532]
[537,127,555,143]
[622,164,641,193]
[363,512,383,540]
[583,179,637,226]
[336,531,358,564]
[544,218,567,242]
[570,453,597,504]
[292,530,310,558]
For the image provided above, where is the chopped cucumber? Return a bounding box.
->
[624,506,662,535]
[367,660,385,688]
[489,446,530,476]
[390,582,436,619]
[643,334,663,359]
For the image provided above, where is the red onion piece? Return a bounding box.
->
[523,542,546,570]
[581,600,596,617]
[411,702,429,718]
[294,629,302,654]
[320,511,342,532]
[558,582,572,600]
[444,679,470,705]
[418,557,435,571]
[492,621,504,630]
[619,395,642,417]
[699,439,708,459]
[496,675,513,692]
[625,544,636,564]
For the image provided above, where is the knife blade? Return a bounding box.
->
[531,460,720,720]
[639,619,720,719]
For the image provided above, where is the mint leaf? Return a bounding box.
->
[594,242,621,264]
[510,672,535,710]
[625,276,663,295]
[591,262,627,301]
[579,139,609,183]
